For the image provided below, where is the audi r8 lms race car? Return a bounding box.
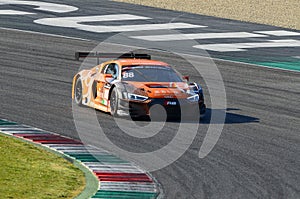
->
[72,52,206,119]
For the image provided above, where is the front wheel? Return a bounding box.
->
[74,77,83,106]
[200,104,206,119]
[110,88,119,116]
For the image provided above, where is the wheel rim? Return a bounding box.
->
[75,81,82,103]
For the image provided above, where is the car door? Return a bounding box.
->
[95,62,119,107]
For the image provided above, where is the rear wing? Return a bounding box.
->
[75,52,151,64]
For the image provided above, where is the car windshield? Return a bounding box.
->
[121,65,183,82]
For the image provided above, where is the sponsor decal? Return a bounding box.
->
[164,100,177,105]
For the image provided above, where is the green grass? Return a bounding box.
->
[0,134,86,199]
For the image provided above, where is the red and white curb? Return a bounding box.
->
[0,119,161,199]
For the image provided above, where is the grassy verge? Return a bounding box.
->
[0,134,85,199]
[114,0,299,30]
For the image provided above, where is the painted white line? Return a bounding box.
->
[100,183,157,192]
[78,23,203,33]
[1,27,298,73]
[0,27,91,41]
[131,32,267,41]
[0,0,78,13]
[60,150,107,154]
[0,9,34,15]
[53,146,95,150]
[35,14,151,28]
[101,182,156,188]
[85,162,133,167]
[0,128,33,131]
[34,14,204,33]
[91,168,145,173]
[194,39,300,52]
[254,30,300,36]
[101,41,300,73]
[2,131,44,134]
[88,166,141,170]
[0,125,29,128]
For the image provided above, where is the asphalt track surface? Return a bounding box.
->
[1,0,300,72]
[1,28,300,198]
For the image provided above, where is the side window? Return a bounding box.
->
[104,63,119,78]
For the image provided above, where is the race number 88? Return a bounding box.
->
[123,72,134,78]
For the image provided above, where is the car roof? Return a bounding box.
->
[114,59,169,67]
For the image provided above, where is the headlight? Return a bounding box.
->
[189,83,203,94]
[123,92,148,101]
[187,94,199,102]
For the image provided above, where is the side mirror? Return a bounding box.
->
[104,74,114,83]
[182,75,190,82]
[104,74,113,78]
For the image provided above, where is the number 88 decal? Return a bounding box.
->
[122,72,134,79]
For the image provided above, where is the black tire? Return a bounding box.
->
[74,77,83,106]
[92,81,97,99]
[110,88,119,116]
[200,104,206,118]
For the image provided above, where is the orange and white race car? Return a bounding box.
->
[72,52,206,119]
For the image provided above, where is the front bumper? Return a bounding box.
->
[118,98,206,118]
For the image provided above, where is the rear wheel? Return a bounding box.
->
[74,77,83,106]
[110,88,119,116]
[200,104,206,119]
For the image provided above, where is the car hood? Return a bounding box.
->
[124,81,191,99]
